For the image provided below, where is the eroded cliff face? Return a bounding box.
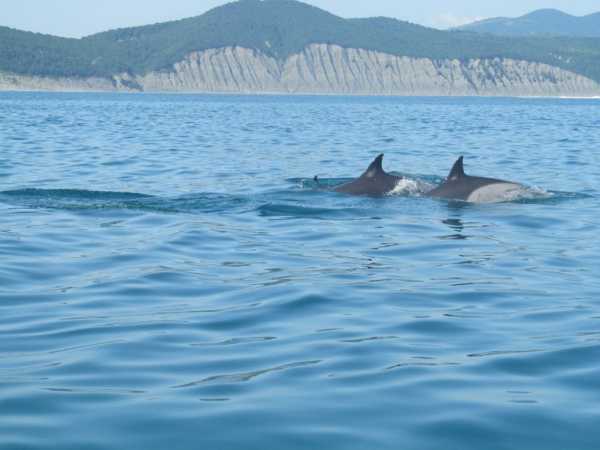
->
[2,44,600,96]
[0,72,136,92]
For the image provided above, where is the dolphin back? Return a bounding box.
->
[427,156,522,202]
[333,154,402,196]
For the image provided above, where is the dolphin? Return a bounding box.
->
[427,156,523,203]
[319,154,403,197]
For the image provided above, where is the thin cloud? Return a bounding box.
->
[430,13,486,29]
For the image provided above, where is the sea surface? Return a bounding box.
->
[1,92,600,450]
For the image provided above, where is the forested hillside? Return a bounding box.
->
[1,0,600,83]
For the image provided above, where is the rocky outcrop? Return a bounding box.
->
[2,44,600,96]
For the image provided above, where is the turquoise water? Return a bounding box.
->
[1,92,600,450]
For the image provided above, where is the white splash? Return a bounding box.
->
[388,178,435,197]
[515,185,554,202]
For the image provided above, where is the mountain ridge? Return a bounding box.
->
[457,8,600,37]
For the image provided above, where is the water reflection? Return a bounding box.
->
[441,218,468,240]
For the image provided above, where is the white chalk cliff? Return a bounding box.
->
[2,44,599,96]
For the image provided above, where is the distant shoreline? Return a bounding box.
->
[3,1,600,101]
[1,88,600,100]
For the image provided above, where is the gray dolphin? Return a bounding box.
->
[427,156,523,203]
[322,154,403,196]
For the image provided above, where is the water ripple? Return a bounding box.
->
[172,360,322,388]
[1,92,600,450]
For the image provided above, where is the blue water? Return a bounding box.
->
[1,92,600,450]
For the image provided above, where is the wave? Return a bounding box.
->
[0,188,152,201]
[511,188,592,205]
[0,183,591,216]
[257,203,365,219]
[0,189,251,214]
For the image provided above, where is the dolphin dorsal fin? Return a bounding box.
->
[448,156,465,181]
[362,154,385,178]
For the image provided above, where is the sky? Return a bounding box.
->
[3,0,600,38]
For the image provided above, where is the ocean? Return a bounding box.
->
[1,92,600,450]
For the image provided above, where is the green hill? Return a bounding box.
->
[1,0,600,83]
